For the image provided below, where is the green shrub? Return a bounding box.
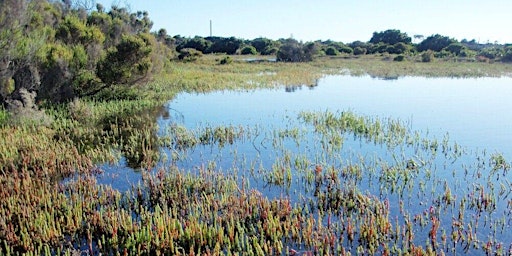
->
[393,55,405,61]
[219,56,233,65]
[338,45,353,54]
[501,46,512,62]
[325,46,339,56]
[178,48,203,62]
[240,45,257,55]
[353,47,367,55]
[0,107,9,126]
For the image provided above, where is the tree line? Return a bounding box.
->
[1,1,512,112]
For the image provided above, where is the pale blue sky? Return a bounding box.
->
[96,0,512,44]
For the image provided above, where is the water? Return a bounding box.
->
[101,75,512,254]
[167,75,512,158]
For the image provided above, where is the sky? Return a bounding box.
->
[95,0,512,44]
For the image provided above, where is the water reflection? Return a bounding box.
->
[284,79,319,92]
[101,105,168,169]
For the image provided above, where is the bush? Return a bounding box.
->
[178,48,202,62]
[262,46,279,55]
[393,55,405,61]
[325,46,339,56]
[240,45,257,55]
[338,45,353,54]
[276,39,317,62]
[502,47,512,62]
[219,56,233,65]
[421,50,435,62]
[353,47,367,55]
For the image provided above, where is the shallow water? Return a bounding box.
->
[100,75,512,254]
[166,75,512,158]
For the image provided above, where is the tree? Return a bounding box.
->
[204,36,243,54]
[444,42,466,56]
[417,34,456,52]
[370,29,411,45]
[500,46,512,62]
[177,36,211,53]
[251,37,275,54]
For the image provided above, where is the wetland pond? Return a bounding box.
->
[102,75,512,254]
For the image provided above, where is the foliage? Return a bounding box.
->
[219,56,233,65]
[0,0,174,107]
[417,34,456,52]
[444,42,467,56]
[176,36,211,53]
[477,47,503,60]
[178,48,203,62]
[393,55,405,62]
[370,29,411,45]
[97,34,153,86]
[205,36,243,54]
[502,46,512,62]
[324,46,340,56]
[240,45,257,55]
[353,46,367,55]
[276,39,317,62]
[251,37,277,55]
[421,50,435,62]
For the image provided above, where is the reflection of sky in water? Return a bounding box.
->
[167,75,512,158]
[95,75,512,253]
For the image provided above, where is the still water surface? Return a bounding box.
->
[168,75,512,158]
[100,75,512,253]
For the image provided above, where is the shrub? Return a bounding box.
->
[353,47,367,55]
[393,55,405,61]
[325,46,339,56]
[444,43,465,56]
[240,45,257,55]
[178,48,202,62]
[501,46,512,62]
[338,45,353,54]
[276,39,317,62]
[421,50,435,62]
[262,46,279,55]
[220,56,233,65]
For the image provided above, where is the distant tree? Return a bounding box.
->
[276,39,317,62]
[501,46,512,62]
[417,34,456,52]
[353,47,367,55]
[177,36,211,53]
[370,29,411,45]
[444,42,466,56]
[349,41,371,54]
[338,45,353,54]
[413,34,424,43]
[205,36,243,54]
[251,37,275,54]
[177,48,202,62]
[477,47,503,60]
[385,42,410,54]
